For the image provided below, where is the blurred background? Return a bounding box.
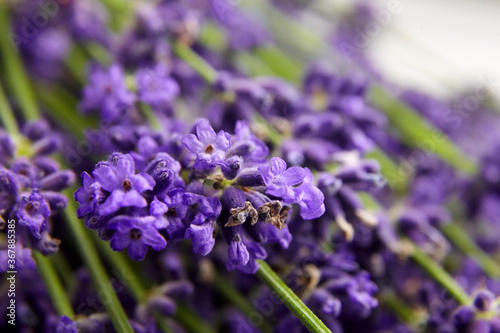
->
[367,0,500,97]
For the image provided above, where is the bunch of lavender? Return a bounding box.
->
[75,118,325,272]
[3,0,500,333]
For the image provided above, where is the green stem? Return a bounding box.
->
[0,4,40,120]
[173,42,217,83]
[174,304,217,333]
[50,252,76,288]
[154,313,174,333]
[253,46,302,83]
[379,291,426,328]
[65,45,89,83]
[214,273,273,333]
[139,103,161,131]
[256,260,331,333]
[62,189,134,333]
[365,148,407,194]
[234,52,276,78]
[410,244,470,305]
[92,233,216,333]
[369,86,478,175]
[441,223,500,278]
[36,84,95,140]
[92,235,145,301]
[33,251,75,318]
[0,80,19,136]
[99,0,134,32]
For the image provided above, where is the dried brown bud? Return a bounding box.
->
[225,201,258,227]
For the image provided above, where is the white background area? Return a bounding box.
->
[366,0,500,98]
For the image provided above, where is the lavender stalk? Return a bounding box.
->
[33,251,75,318]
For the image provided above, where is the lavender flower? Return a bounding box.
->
[136,64,180,112]
[181,119,231,169]
[17,190,51,239]
[92,154,155,215]
[108,215,167,261]
[258,157,325,219]
[79,64,136,120]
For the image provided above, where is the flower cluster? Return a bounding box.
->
[75,119,325,272]
[0,121,75,269]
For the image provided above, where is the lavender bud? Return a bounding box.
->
[40,170,76,191]
[235,168,265,187]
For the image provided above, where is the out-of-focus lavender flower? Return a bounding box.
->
[136,64,180,113]
[0,121,74,254]
[68,0,110,45]
[79,64,136,120]
[0,244,35,272]
[56,316,78,333]
[210,0,270,50]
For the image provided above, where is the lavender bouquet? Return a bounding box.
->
[0,0,499,332]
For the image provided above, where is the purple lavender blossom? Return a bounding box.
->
[92,154,155,216]
[181,119,231,169]
[74,172,103,219]
[136,64,180,112]
[258,157,325,219]
[108,215,167,261]
[185,222,216,256]
[183,193,222,255]
[79,64,136,120]
[17,190,51,239]
[0,244,35,272]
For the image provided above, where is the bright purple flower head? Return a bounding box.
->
[108,215,167,261]
[228,234,250,267]
[17,190,51,239]
[74,172,104,219]
[181,119,231,169]
[92,154,155,216]
[258,157,306,201]
[258,157,325,219]
[79,64,136,120]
